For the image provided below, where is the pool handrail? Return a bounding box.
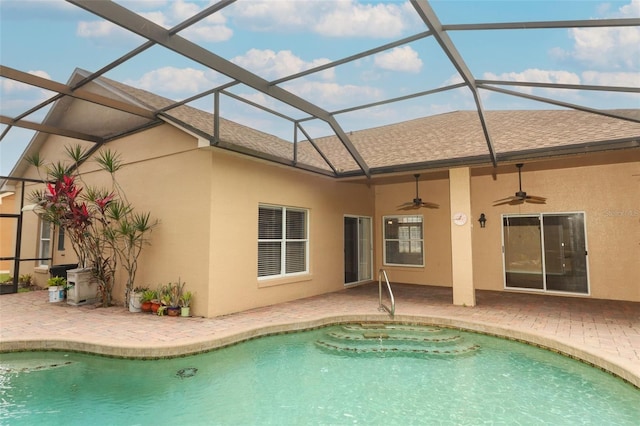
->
[378,269,395,317]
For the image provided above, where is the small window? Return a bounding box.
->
[39,220,52,267]
[258,205,308,278]
[383,215,424,266]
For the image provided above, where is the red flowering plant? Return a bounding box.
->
[27,145,156,307]
[31,164,92,268]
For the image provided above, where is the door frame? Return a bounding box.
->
[343,215,373,287]
[501,212,590,295]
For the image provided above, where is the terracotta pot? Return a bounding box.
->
[151,302,161,314]
[168,307,180,317]
[141,301,152,312]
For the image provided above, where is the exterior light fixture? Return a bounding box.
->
[478,213,487,228]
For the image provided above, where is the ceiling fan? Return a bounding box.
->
[493,163,546,206]
[398,174,439,210]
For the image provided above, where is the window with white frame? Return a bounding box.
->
[383,215,424,266]
[258,205,308,278]
[39,220,52,267]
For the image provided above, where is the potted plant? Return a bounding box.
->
[180,291,192,317]
[129,286,148,313]
[151,287,163,314]
[157,293,171,316]
[47,276,67,303]
[140,289,155,313]
[167,280,184,317]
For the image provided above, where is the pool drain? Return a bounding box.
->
[176,367,198,379]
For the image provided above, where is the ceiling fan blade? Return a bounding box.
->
[493,196,520,206]
[397,202,415,208]
[525,196,547,204]
[493,196,515,203]
[398,204,420,210]
[420,201,440,209]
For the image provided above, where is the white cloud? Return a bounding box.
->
[168,0,203,22]
[568,26,640,70]
[313,1,409,38]
[444,74,465,86]
[76,19,146,47]
[483,69,581,99]
[555,0,640,70]
[77,0,232,43]
[1,70,52,92]
[485,69,581,85]
[182,24,233,42]
[283,81,383,108]
[619,0,640,16]
[374,46,422,73]
[582,71,640,87]
[167,0,233,42]
[231,49,334,81]
[229,0,306,32]
[229,0,416,38]
[0,71,55,118]
[230,48,383,108]
[77,20,127,38]
[139,11,169,28]
[124,67,222,96]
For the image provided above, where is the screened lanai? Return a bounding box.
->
[1,0,639,180]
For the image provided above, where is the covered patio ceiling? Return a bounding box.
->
[1,0,639,180]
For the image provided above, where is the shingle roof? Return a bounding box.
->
[104,76,640,175]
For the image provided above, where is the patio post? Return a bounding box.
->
[449,167,476,306]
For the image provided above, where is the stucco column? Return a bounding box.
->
[449,167,476,306]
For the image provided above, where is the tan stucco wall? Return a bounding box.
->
[17,125,214,310]
[371,150,639,303]
[470,151,640,302]
[208,150,375,316]
[14,119,639,315]
[373,174,452,287]
[104,125,213,315]
[15,124,376,316]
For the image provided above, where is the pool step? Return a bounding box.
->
[315,324,480,358]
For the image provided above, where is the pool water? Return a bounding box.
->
[1,324,639,425]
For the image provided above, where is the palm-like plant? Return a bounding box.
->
[25,144,157,307]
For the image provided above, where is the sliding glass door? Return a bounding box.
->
[502,213,589,294]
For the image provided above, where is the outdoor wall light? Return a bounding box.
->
[478,213,487,228]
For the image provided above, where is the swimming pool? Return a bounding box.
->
[1,323,639,425]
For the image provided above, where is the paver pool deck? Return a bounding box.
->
[1,283,639,388]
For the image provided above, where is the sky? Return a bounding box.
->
[1,0,639,175]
